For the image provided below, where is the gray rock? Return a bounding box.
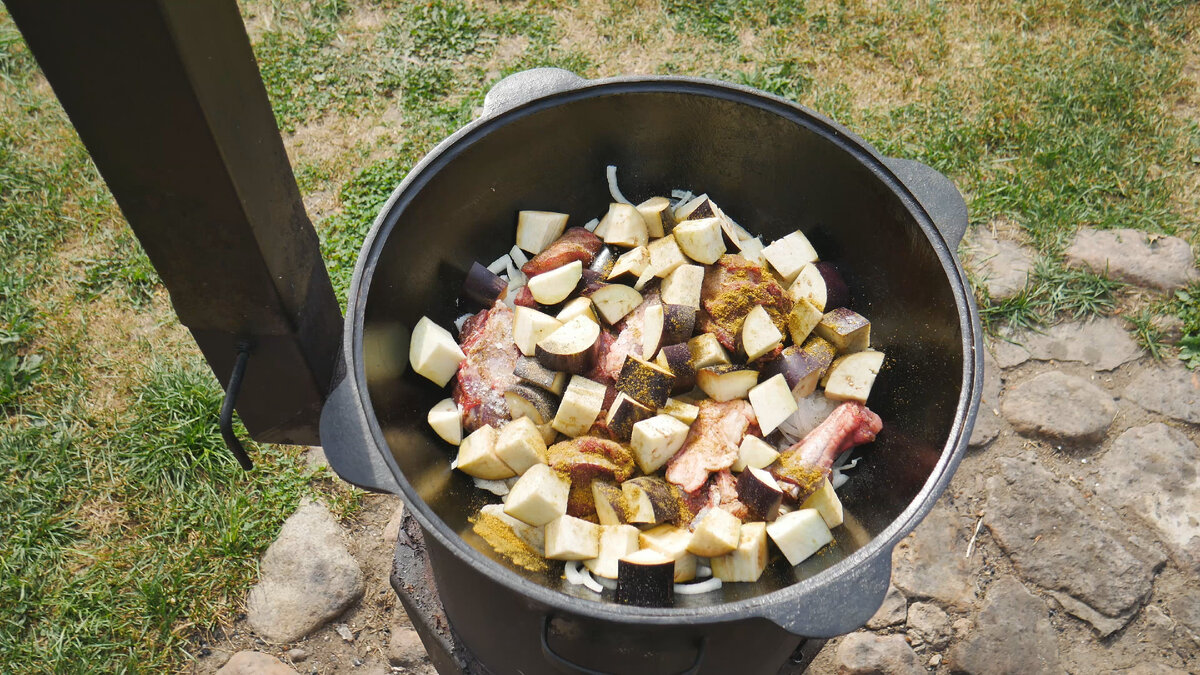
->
[906,602,952,649]
[1001,319,1141,371]
[285,648,308,663]
[1045,590,1134,638]
[866,585,907,629]
[970,348,1004,447]
[991,332,1031,369]
[1123,365,1200,424]
[1096,424,1200,571]
[1167,585,1200,638]
[247,501,365,643]
[964,230,1035,300]
[948,577,1061,675]
[985,457,1162,626]
[388,624,428,668]
[304,446,328,469]
[834,632,923,675]
[1141,605,1179,645]
[335,623,354,642]
[1065,228,1197,291]
[216,651,299,675]
[891,501,978,610]
[1000,371,1116,443]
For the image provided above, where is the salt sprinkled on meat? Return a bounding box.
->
[452,304,520,432]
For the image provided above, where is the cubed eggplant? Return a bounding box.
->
[605,392,656,442]
[787,297,823,345]
[494,415,548,475]
[590,284,644,324]
[616,548,675,607]
[759,345,824,399]
[591,480,628,526]
[454,425,515,480]
[730,434,780,472]
[516,211,570,255]
[463,261,508,308]
[513,306,563,357]
[660,264,704,309]
[737,466,784,521]
[621,476,682,525]
[814,262,850,311]
[710,521,769,583]
[638,524,698,582]
[600,203,649,249]
[660,304,697,346]
[640,303,664,360]
[514,356,569,395]
[814,307,871,353]
[766,508,833,566]
[696,364,758,402]
[607,246,650,283]
[687,507,742,557]
[657,397,700,425]
[673,217,726,265]
[655,343,696,394]
[762,230,820,284]
[545,514,600,560]
[528,260,583,305]
[504,383,559,426]
[636,196,676,237]
[409,317,466,387]
[617,355,674,408]
[535,315,601,374]
[584,524,641,579]
[673,193,716,221]
[687,333,731,369]
[823,350,885,403]
[748,373,799,436]
[800,336,837,379]
[427,397,462,445]
[551,375,607,437]
[646,235,687,279]
[740,304,784,362]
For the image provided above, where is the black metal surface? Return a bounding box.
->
[327,69,983,674]
[5,0,342,445]
[220,341,254,471]
[540,617,706,674]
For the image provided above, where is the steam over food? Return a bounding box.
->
[407,168,888,604]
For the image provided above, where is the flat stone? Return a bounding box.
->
[388,624,428,668]
[991,332,1031,369]
[216,651,299,675]
[1167,585,1200,638]
[964,229,1035,300]
[891,500,978,610]
[1000,372,1116,443]
[304,446,328,469]
[906,602,952,649]
[985,457,1162,625]
[865,584,907,629]
[383,500,407,545]
[1003,319,1141,371]
[1046,590,1134,638]
[247,501,365,643]
[834,632,923,675]
[285,648,308,663]
[1095,423,1200,571]
[1065,228,1197,291]
[948,577,1061,675]
[1123,365,1200,424]
[970,348,1005,447]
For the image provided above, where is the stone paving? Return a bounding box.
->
[198,226,1198,674]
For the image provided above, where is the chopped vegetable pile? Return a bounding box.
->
[409,167,886,606]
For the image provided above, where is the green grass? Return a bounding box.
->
[1173,284,1200,368]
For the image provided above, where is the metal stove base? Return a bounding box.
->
[389,511,825,674]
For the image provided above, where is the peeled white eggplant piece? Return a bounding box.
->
[513,306,562,357]
[608,246,650,283]
[696,365,758,402]
[762,230,819,284]
[730,434,780,472]
[427,397,462,446]
[814,307,871,353]
[748,373,798,436]
[504,463,570,526]
[590,284,643,324]
[555,296,599,325]
[535,315,601,374]
[823,350,885,403]
[687,507,741,557]
[636,196,676,238]
[660,264,704,309]
[585,524,641,579]
[528,260,583,305]
[455,425,515,480]
[766,508,833,566]
[600,203,649,248]
[516,210,569,255]
[545,514,600,560]
[710,521,768,583]
[672,217,726,265]
[551,375,607,437]
[630,413,691,474]
[409,316,466,387]
[495,415,548,475]
[740,304,783,362]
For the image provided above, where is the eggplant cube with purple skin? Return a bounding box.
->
[760,345,824,400]
[636,196,676,238]
[556,296,598,325]
[766,508,833,566]
[605,392,656,442]
[814,308,871,353]
[592,480,629,526]
[621,476,681,526]
[617,355,674,409]
[658,397,700,426]
[535,315,601,375]
[630,413,691,474]
[710,521,769,583]
[590,284,643,324]
[504,463,570,526]
[545,514,600,560]
[409,316,466,387]
[638,524,698,582]
[737,467,784,522]
[513,306,563,357]
[608,246,650,283]
[673,217,727,265]
[504,383,558,426]
[616,548,675,607]
[697,365,758,402]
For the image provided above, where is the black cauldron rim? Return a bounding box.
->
[324,69,984,635]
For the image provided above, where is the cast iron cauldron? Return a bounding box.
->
[320,68,983,674]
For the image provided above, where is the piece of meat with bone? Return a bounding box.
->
[521,227,604,277]
[771,401,882,501]
[698,254,792,351]
[666,399,755,493]
[452,304,520,432]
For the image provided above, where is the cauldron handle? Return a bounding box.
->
[481,68,587,119]
[883,157,969,248]
[752,548,892,638]
[319,375,403,494]
[540,616,706,675]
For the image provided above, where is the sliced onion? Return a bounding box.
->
[580,570,604,593]
[509,245,529,268]
[582,217,600,233]
[487,254,511,274]
[671,189,695,204]
[696,564,712,578]
[473,477,510,496]
[565,560,584,585]
[674,577,723,595]
[594,574,617,590]
[831,456,860,490]
[607,165,632,205]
